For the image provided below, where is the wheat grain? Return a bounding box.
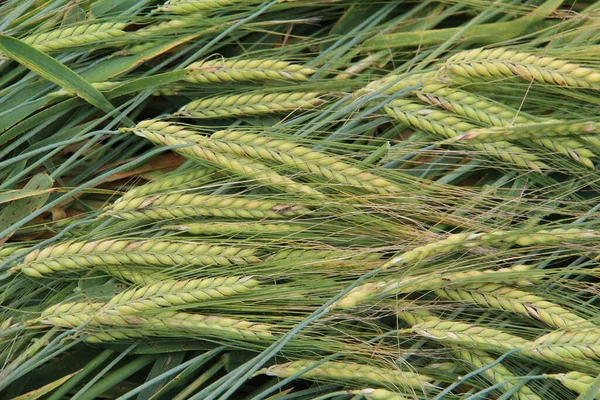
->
[106,276,259,314]
[210,130,402,194]
[185,59,315,83]
[127,122,323,198]
[10,240,260,277]
[444,47,600,89]
[106,192,311,220]
[259,360,434,389]
[178,92,325,118]
[22,23,128,53]
[435,284,595,329]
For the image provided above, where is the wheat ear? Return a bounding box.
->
[435,283,595,329]
[127,121,323,198]
[48,82,121,98]
[454,347,541,400]
[412,84,594,167]
[178,92,325,118]
[384,228,597,269]
[267,248,383,267]
[444,47,600,89]
[525,329,600,361]
[22,23,128,53]
[162,222,305,235]
[102,266,170,286]
[547,371,600,398]
[259,360,434,390]
[417,83,535,126]
[10,240,260,277]
[106,276,259,314]
[185,59,315,83]
[414,318,529,352]
[349,388,411,400]
[118,168,213,200]
[157,0,262,14]
[106,192,311,221]
[332,265,539,310]
[209,130,402,195]
[39,302,274,341]
[383,101,548,172]
[353,72,437,99]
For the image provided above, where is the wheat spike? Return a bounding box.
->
[157,0,262,14]
[332,265,540,310]
[455,347,541,400]
[22,23,128,53]
[161,222,305,235]
[383,101,548,172]
[106,192,311,221]
[210,130,402,194]
[526,329,600,361]
[106,276,259,314]
[436,283,595,329]
[102,266,170,285]
[259,360,434,389]
[39,302,273,341]
[127,121,323,198]
[10,240,260,277]
[119,168,213,200]
[414,318,529,352]
[349,388,411,400]
[178,92,325,118]
[185,59,315,83]
[384,228,597,269]
[547,371,600,398]
[444,47,600,89]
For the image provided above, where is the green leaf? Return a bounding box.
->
[0,35,115,113]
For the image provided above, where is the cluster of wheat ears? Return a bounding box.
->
[2,0,600,399]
